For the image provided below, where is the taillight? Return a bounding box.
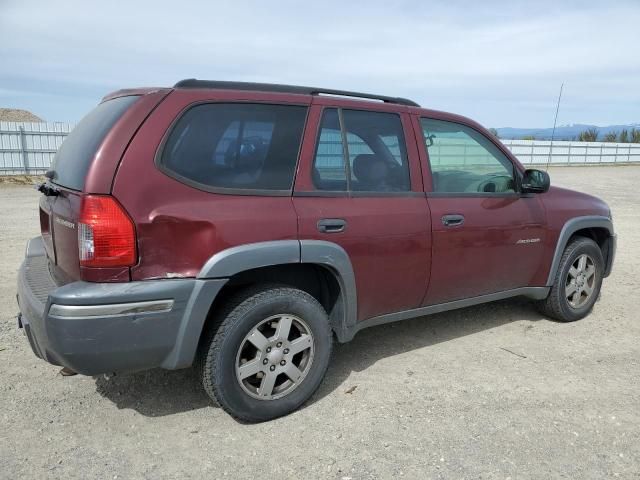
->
[78,195,136,267]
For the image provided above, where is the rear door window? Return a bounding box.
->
[160,103,307,193]
[51,95,139,190]
[312,108,410,193]
[312,109,347,190]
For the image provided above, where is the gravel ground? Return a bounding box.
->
[1,166,639,479]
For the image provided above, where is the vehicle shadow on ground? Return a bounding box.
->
[94,297,546,417]
[94,367,212,417]
[312,297,546,403]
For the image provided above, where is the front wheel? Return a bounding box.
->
[536,236,604,322]
[199,285,332,422]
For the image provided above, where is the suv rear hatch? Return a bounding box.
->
[40,92,166,284]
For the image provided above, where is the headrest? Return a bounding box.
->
[352,154,387,185]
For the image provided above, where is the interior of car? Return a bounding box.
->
[313,109,411,192]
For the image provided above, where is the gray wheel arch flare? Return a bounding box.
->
[196,240,358,341]
[546,215,615,286]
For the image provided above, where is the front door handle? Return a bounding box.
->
[442,214,465,227]
[317,218,346,233]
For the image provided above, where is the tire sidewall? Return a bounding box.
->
[556,239,604,321]
[209,290,332,422]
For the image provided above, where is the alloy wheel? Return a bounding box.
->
[235,314,315,400]
[565,253,597,309]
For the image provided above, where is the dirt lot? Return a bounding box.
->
[1,166,639,479]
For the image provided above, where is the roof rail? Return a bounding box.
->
[173,79,419,107]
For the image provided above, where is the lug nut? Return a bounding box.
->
[266,347,272,353]
[270,365,276,371]
[263,358,268,365]
[276,342,282,348]
[283,348,289,354]
[280,360,286,366]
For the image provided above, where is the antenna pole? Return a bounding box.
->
[546,82,564,171]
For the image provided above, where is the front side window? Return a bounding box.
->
[312,108,410,192]
[421,118,516,194]
[161,103,307,192]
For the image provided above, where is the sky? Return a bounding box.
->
[1,0,639,127]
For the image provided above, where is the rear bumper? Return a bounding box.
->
[17,237,227,375]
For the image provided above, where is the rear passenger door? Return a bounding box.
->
[293,101,431,322]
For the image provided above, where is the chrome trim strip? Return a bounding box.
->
[49,300,174,319]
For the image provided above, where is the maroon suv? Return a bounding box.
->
[17,80,616,421]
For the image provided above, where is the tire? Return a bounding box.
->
[537,236,604,322]
[199,285,332,422]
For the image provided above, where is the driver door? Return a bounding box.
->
[416,116,547,306]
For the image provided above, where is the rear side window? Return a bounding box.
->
[313,109,346,190]
[51,95,139,190]
[160,103,307,193]
[313,108,410,193]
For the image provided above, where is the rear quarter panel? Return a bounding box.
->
[112,89,309,280]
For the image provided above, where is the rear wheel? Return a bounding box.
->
[199,285,332,422]
[537,236,604,322]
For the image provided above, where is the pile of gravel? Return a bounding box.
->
[0,108,42,122]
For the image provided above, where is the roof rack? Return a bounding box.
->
[173,79,419,107]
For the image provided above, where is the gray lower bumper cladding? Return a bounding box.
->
[16,237,226,375]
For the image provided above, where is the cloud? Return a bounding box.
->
[1,0,638,125]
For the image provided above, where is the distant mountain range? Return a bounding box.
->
[494,124,640,140]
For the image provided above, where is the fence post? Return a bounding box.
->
[614,143,618,164]
[567,142,572,166]
[19,126,30,175]
[599,143,603,163]
[584,143,589,164]
[530,141,534,165]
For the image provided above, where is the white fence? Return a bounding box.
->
[501,139,640,165]
[1,122,639,175]
[0,121,74,175]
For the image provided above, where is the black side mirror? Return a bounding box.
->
[521,169,550,194]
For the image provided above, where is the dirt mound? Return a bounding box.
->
[0,108,43,122]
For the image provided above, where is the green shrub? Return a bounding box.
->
[619,129,629,143]
[577,128,599,142]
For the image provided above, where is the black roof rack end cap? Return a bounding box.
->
[174,78,198,88]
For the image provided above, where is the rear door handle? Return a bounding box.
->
[317,218,346,233]
[442,214,465,227]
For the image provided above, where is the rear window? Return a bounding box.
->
[51,95,139,190]
[159,103,307,193]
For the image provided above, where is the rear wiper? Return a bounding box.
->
[37,170,60,196]
[36,181,59,197]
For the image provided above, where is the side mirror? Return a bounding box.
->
[521,169,550,194]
